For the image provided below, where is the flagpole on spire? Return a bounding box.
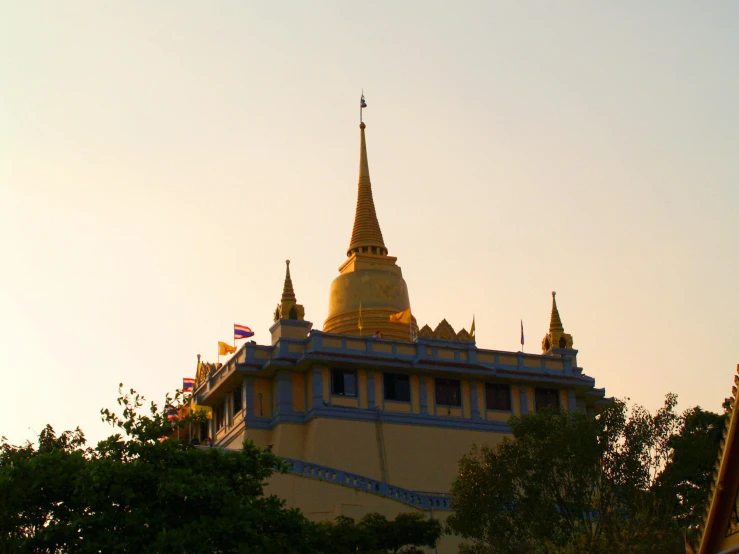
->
[360,90,367,124]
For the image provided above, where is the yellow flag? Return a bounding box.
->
[389,308,412,324]
[191,404,213,419]
[218,341,236,355]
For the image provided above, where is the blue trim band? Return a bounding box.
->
[281,457,452,511]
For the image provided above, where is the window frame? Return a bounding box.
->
[383,372,411,403]
[233,387,243,415]
[534,387,560,414]
[331,369,358,397]
[485,383,512,412]
[435,378,462,407]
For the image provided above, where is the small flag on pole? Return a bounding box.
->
[234,324,254,340]
[520,320,525,349]
[360,92,367,109]
[183,377,195,392]
[166,406,179,421]
[218,341,237,356]
[389,308,412,324]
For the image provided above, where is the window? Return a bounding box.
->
[485,383,511,411]
[331,369,357,397]
[435,379,461,407]
[535,388,560,413]
[216,401,227,430]
[233,388,243,414]
[384,373,411,402]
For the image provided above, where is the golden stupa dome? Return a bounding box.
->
[323,121,417,340]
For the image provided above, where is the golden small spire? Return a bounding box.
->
[281,260,296,302]
[549,291,564,332]
[347,120,388,257]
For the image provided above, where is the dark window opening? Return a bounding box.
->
[535,388,560,413]
[558,337,567,348]
[332,369,358,397]
[435,378,461,407]
[289,306,298,319]
[216,401,227,430]
[233,388,243,414]
[384,373,411,402]
[544,337,551,350]
[485,383,511,411]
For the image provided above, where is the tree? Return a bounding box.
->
[313,512,442,554]
[447,396,687,554]
[0,386,314,553]
[0,385,445,554]
[656,405,727,528]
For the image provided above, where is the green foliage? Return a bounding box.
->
[0,386,313,553]
[447,396,698,554]
[0,385,444,554]
[313,512,442,553]
[656,405,727,527]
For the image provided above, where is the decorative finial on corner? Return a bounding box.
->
[552,291,556,298]
[197,354,201,363]
[286,259,290,267]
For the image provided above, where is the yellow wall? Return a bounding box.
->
[384,401,411,413]
[462,381,471,418]
[302,418,383,481]
[332,396,359,408]
[426,378,435,414]
[382,423,507,491]
[411,375,421,413]
[254,378,272,418]
[512,384,521,416]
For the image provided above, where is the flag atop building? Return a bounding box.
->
[234,324,254,340]
[520,320,525,348]
[183,377,195,392]
[218,341,237,356]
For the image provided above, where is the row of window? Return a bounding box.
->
[216,388,244,431]
[331,369,561,413]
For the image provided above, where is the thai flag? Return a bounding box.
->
[234,324,254,340]
[167,406,178,421]
[183,377,195,392]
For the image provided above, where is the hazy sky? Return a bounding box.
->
[1,1,737,446]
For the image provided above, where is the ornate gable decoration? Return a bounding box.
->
[195,354,222,387]
[433,319,456,340]
[415,320,476,343]
[418,324,434,339]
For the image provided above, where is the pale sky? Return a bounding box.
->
[1,1,737,446]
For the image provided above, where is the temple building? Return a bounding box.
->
[191,117,610,553]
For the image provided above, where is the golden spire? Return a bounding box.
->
[347,122,388,257]
[281,260,296,302]
[274,260,304,323]
[549,291,564,332]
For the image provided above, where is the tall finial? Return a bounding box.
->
[347,104,388,257]
[360,90,367,124]
[281,260,296,302]
[549,291,564,332]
